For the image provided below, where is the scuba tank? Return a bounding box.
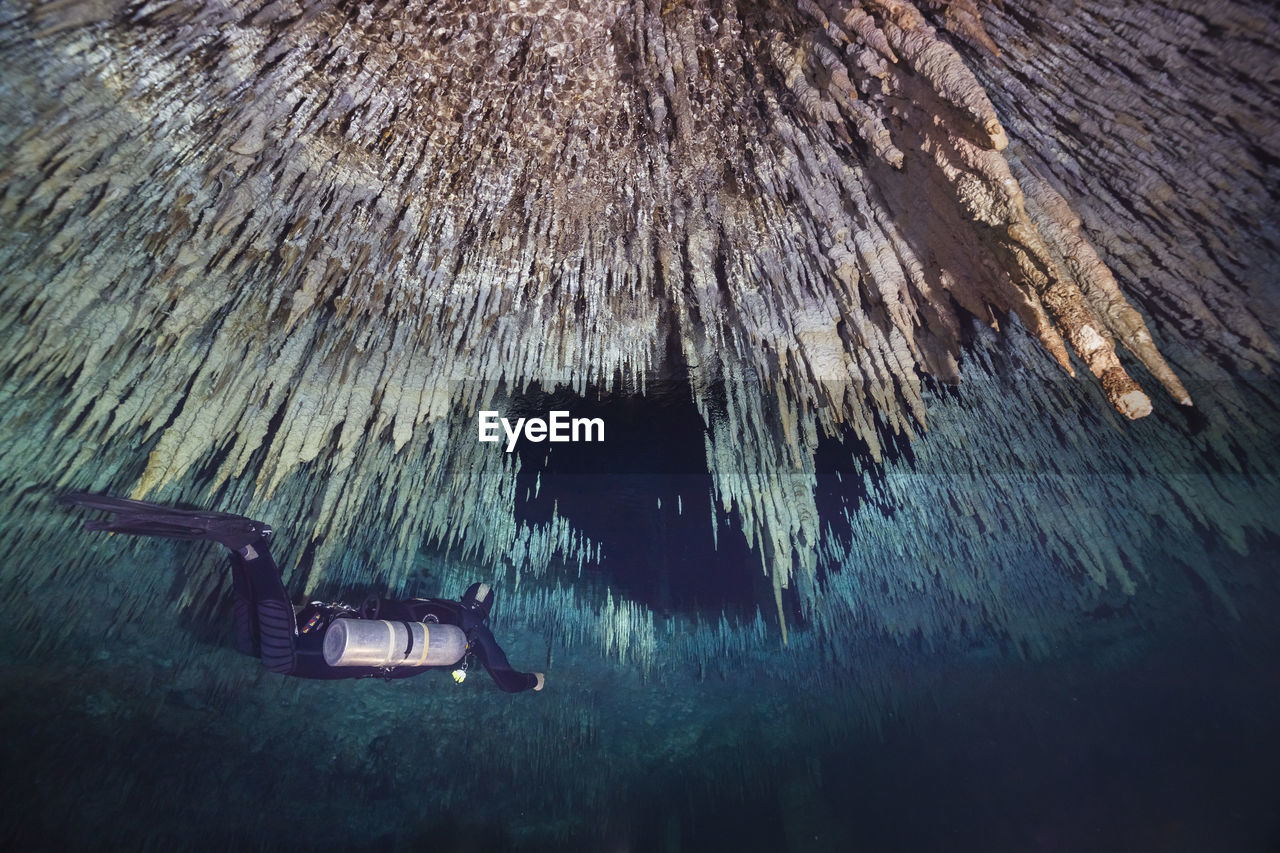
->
[322,617,466,668]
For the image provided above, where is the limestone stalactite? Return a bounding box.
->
[0,0,1275,629]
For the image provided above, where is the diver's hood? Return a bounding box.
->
[461,582,494,619]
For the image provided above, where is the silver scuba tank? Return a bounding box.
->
[322,617,467,668]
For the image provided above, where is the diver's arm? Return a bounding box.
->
[469,625,543,693]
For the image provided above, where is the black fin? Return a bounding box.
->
[63,492,271,550]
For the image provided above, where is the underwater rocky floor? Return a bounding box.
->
[2,528,1277,852]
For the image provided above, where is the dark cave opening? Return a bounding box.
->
[506,375,774,619]
[502,367,924,623]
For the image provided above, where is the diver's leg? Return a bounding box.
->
[229,557,260,657]
[229,537,297,674]
[64,493,292,667]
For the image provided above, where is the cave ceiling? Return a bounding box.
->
[1,0,1276,632]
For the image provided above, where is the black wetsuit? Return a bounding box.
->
[230,535,540,692]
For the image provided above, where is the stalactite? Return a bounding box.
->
[0,0,1276,632]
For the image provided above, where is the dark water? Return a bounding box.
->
[4,545,1277,852]
[3,484,1278,851]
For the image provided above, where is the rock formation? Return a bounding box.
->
[0,0,1276,640]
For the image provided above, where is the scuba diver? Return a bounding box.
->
[62,493,545,693]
